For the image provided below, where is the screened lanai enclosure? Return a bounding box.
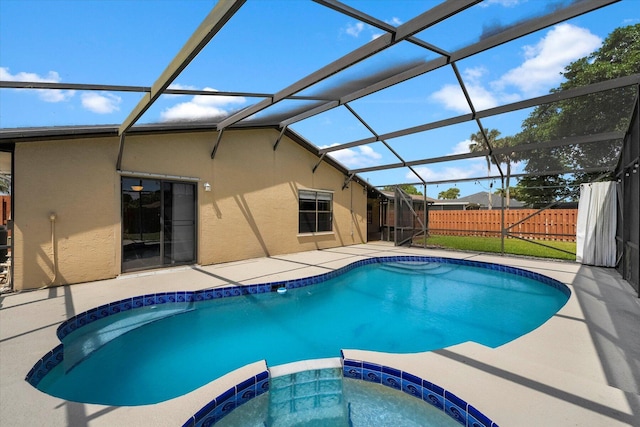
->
[0,0,638,293]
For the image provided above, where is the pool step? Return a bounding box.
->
[379,261,454,275]
[266,365,351,427]
[62,304,194,373]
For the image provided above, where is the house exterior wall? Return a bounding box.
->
[12,129,367,290]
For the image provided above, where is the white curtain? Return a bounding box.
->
[576,181,617,267]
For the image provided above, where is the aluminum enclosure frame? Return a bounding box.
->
[1,0,638,272]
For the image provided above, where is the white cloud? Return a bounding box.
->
[494,23,601,96]
[408,162,488,182]
[430,82,498,113]
[323,144,382,168]
[81,92,121,114]
[345,17,400,41]
[431,65,501,113]
[0,67,59,83]
[160,87,246,122]
[408,156,525,183]
[450,139,472,155]
[168,83,197,90]
[165,83,198,97]
[430,23,602,113]
[387,17,403,26]
[345,22,365,37]
[480,0,524,7]
[0,66,74,102]
[463,66,487,82]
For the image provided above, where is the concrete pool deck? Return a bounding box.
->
[1,242,639,426]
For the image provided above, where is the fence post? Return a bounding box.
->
[500,177,505,255]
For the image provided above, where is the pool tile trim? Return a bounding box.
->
[341,356,499,427]
[181,356,498,426]
[26,256,570,389]
[181,370,270,427]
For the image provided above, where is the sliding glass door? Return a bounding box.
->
[163,182,195,265]
[122,178,196,272]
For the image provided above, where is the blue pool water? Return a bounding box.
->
[34,259,568,406]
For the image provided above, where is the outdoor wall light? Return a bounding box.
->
[204,182,212,192]
[131,185,144,192]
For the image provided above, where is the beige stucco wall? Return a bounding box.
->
[13,137,119,290]
[12,129,367,290]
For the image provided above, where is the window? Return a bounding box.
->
[299,190,332,233]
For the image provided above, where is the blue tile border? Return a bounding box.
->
[341,357,499,427]
[25,344,64,387]
[182,356,499,426]
[181,370,270,427]
[27,255,570,389]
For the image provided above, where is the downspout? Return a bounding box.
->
[423,183,427,249]
[46,212,57,287]
[350,184,354,239]
[500,177,505,256]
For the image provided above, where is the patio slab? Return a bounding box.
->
[1,243,638,426]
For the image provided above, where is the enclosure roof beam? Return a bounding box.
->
[313,0,451,57]
[280,101,340,128]
[298,0,619,130]
[319,74,639,155]
[450,0,618,62]
[348,131,625,175]
[396,166,614,187]
[215,0,480,130]
[477,74,640,118]
[451,61,505,179]
[0,80,336,102]
[220,0,615,132]
[118,0,246,136]
[343,103,425,185]
[1,81,150,93]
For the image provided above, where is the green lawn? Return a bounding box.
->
[416,235,576,261]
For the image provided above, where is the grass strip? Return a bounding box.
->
[417,235,576,261]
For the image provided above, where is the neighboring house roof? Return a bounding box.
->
[379,190,437,203]
[456,191,526,208]
[376,190,526,209]
[430,199,469,207]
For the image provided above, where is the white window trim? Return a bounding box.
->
[298,189,334,234]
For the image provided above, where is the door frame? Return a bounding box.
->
[121,176,197,273]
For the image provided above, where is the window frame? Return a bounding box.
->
[298,189,333,234]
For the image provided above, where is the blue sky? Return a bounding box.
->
[1,0,638,197]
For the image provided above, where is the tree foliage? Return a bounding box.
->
[515,24,640,206]
[0,175,10,194]
[382,184,422,195]
[438,187,460,199]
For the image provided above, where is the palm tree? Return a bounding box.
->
[469,128,500,209]
[469,129,518,209]
[0,174,10,194]
[494,135,517,208]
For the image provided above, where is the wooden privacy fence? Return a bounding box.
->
[428,209,578,242]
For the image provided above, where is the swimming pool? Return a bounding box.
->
[27,256,569,406]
